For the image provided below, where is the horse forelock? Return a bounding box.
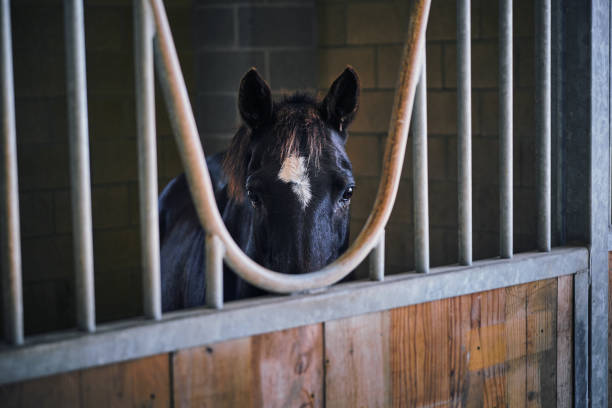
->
[223,95,329,203]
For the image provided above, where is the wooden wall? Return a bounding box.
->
[0,276,573,407]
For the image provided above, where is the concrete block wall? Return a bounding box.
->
[317,0,537,274]
[7,0,193,335]
[192,0,318,156]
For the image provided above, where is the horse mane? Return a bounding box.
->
[223,93,326,202]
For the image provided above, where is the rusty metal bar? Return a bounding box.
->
[412,44,429,273]
[134,0,161,320]
[499,0,513,258]
[64,0,95,332]
[536,0,551,252]
[0,0,23,345]
[368,230,385,281]
[457,0,472,265]
[149,0,430,293]
[205,234,224,309]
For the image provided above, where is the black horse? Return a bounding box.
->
[159,67,360,312]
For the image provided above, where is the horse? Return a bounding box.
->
[158,67,360,312]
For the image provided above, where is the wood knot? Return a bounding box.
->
[295,352,311,374]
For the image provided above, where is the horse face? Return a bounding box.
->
[224,67,360,275]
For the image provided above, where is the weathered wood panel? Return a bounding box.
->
[172,324,323,408]
[0,277,573,407]
[324,278,567,407]
[0,354,170,408]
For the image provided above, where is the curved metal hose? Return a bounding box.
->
[149,0,431,293]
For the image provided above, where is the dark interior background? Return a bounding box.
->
[2,0,535,335]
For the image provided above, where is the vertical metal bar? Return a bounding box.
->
[205,234,223,309]
[457,0,472,265]
[536,0,551,252]
[499,0,513,258]
[64,0,95,332]
[412,44,429,273]
[134,0,161,320]
[368,230,385,281]
[0,0,23,345]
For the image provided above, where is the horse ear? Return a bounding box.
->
[239,68,272,130]
[321,66,360,135]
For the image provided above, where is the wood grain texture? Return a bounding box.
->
[505,284,527,408]
[557,274,573,408]
[325,312,390,408]
[0,354,170,408]
[172,324,323,408]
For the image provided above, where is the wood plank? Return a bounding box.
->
[390,299,451,407]
[325,311,390,408]
[526,279,558,408]
[79,354,170,408]
[448,294,472,408]
[505,284,528,408]
[0,370,80,408]
[557,274,573,408]
[173,324,323,408]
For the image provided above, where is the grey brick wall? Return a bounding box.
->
[317,0,537,275]
[3,0,537,334]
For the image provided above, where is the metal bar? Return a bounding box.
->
[536,0,551,252]
[64,0,95,332]
[499,0,513,258]
[150,0,432,293]
[0,0,23,345]
[412,44,429,273]
[588,0,610,405]
[368,230,385,281]
[134,0,161,320]
[205,234,223,309]
[0,246,587,385]
[457,0,472,265]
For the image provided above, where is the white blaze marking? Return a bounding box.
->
[278,155,311,209]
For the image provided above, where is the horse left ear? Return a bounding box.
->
[239,68,272,130]
[321,66,360,136]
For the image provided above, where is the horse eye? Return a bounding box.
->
[341,186,354,201]
[247,189,261,207]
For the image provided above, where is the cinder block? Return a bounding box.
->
[426,43,444,89]
[473,231,499,261]
[473,136,498,185]
[429,181,457,228]
[168,6,195,52]
[319,48,375,90]
[350,176,378,220]
[376,45,401,89]
[351,90,394,133]
[473,184,498,233]
[86,51,134,95]
[515,187,536,235]
[13,50,65,97]
[23,279,75,335]
[95,268,142,323]
[515,0,534,37]
[385,222,414,273]
[477,0,498,39]
[194,7,235,48]
[427,135,447,181]
[347,2,404,45]
[19,191,54,237]
[12,6,64,54]
[427,0,456,41]
[15,96,67,144]
[517,36,534,88]
[85,5,132,52]
[477,90,498,136]
[514,89,534,138]
[238,6,315,47]
[91,185,130,229]
[54,189,72,234]
[389,180,413,223]
[17,143,70,190]
[195,94,239,133]
[21,235,73,282]
[514,233,536,254]
[270,50,317,91]
[519,131,535,187]
[93,228,141,272]
[318,3,346,46]
[346,134,380,177]
[88,94,136,140]
[427,91,457,135]
[196,51,266,92]
[90,140,138,183]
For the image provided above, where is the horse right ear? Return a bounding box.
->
[321,66,360,134]
[239,68,272,130]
